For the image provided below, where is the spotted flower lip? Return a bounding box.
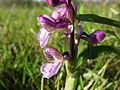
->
[44,47,64,62]
[45,0,66,7]
[37,28,51,48]
[81,30,106,44]
[40,62,62,78]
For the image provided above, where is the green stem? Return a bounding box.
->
[64,36,74,75]
[64,27,78,90]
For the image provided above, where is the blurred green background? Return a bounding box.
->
[0,0,120,90]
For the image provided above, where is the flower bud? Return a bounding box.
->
[88,30,106,44]
[81,30,106,44]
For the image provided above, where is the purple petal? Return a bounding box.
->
[37,14,56,32]
[56,19,70,29]
[37,28,50,48]
[44,47,64,62]
[37,14,55,23]
[40,62,62,78]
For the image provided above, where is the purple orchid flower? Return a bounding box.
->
[37,14,70,32]
[37,13,70,48]
[37,0,78,48]
[41,47,64,78]
[81,30,106,44]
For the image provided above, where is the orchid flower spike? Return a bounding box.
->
[40,47,64,78]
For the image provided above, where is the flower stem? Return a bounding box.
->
[64,35,74,75]
[41,77,44,90]
[64,23,78,90]
[70,24,75,61]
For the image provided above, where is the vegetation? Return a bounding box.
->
[0,1,120,90]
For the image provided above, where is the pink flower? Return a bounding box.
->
[40,47,64,78]
[37,14,70,48]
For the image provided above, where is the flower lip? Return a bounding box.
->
[37,28,51,48]
[40,61,62,78]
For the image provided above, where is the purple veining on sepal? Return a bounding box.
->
[37,28,51,48]
[44,47,64,62]
[40,62,62,78]
[37,14,56,32]
[37,14,70,32]
[81,30,106,44]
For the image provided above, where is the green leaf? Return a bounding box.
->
[76,14,120,28]
[78,45,120,59]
